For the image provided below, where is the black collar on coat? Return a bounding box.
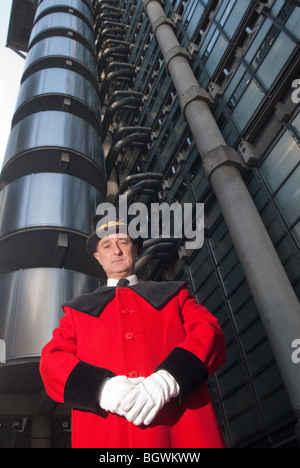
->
[62,281,186,317]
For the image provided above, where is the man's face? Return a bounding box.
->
[93,233,138,279]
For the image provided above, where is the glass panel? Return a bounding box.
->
[256,32,296,90]
[218,346,246,396]
[292,221,300,244]
[260,130,300,193]
[276,236,300,283]
[205,34,228,76]
[199,25,217,63]
[210,221,233,263]
[233,298,259,333]
[223,386,261,445]
[251,24,280,72]
[227,71,251,110]
[231,81,264,131]
[224,0,249,37]
[244,18,273,65]
[254,364,293,425]
[189,247,213,290]
[290,112,300,139]
[275,166,300,227]
[218,249,243,296]
[184,2,205,39]
[285,5,300,39]
[229,281,253,314]
[259,203,284,245]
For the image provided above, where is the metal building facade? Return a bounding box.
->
[0,0,299,448]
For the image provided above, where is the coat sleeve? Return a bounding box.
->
[39,306,115,412]
[156,287,226,402]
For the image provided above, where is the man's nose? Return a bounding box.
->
[113,242,123,254]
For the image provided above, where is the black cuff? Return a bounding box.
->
[156,347,208,403]
[64,361,116,412]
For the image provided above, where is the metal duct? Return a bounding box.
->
[0,173,104,277]
[35,0,94,27]
[0,0,106,401]
[1,111,106,193]
[12,67,101,130]
[29,12,95,54]
[23,36,97,81]
[0,268,99,361]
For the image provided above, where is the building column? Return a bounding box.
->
[143,0,300,436]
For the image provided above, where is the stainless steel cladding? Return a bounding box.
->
[29,13,95,52]
[14,68,100,116]
[0,268,99,360]
[35,0,94,29]
[12,67,101,130]
[0,173,104,276]
[0,0,106,374]
[23,36,98,81]
[2,110,106,193]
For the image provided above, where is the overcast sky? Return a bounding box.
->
[0,0,25,171]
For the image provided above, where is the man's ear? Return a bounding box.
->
[94,252,101,264]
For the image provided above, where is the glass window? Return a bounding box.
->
[199,25,218,63]
[218,0,236,27]
[185,149,209,202]
[183,2,205,40]
[256,31,296,90]
[233,297,258,333]
[223,64,247,103]
[231,80,264,132]
[247,172,300,289]
[254,364,293,425]
[290,112,300,140]
[223,0,249,37]
[227,71,251,110]
[275,166,300,234]
[245,18,274,65]
[169,170,187,202]
[285,5,300,39]
[205,33,228,76]
[251,24,280,72]
[260,128,300,193]
[222,385,261,446]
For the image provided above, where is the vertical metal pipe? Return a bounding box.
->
[143,0,300,430]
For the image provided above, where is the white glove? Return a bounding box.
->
[98,375,144,416]
[120,370,180,426]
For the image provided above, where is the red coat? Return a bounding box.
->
[40,281,226,448]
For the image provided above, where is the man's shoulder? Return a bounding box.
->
[62,280,188,316]
[131,280,187,308]
[62,286,115,317]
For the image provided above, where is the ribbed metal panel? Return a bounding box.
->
[0,0,106,420]
[0,173,102,236]
[35,0,94,28]
[12,67,101,130]
[0,268,99,360]
[0,173,105,277]
[29,12,95,53]
[1,111,106,193]
[23,36,97,80]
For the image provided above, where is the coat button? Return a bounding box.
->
[125,332,134,340]
[121,308,131,315]
[128,370,139,378]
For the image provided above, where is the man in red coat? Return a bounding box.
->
[40,220,226,448]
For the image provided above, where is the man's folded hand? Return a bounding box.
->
[120,370,180,426]
[98,375,144,416]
